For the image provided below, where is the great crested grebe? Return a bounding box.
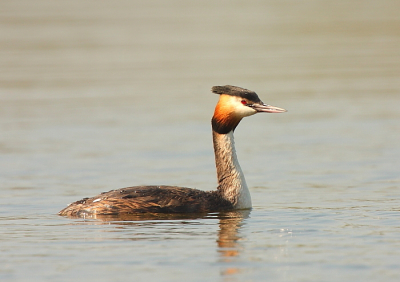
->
[59,85,286,217]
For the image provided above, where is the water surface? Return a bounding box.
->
[1,1,399,281]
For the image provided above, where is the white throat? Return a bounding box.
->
[212,131,252,209]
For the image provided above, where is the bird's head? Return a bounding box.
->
[211,85,286,134]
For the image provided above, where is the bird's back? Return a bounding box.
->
[58,185,234,217]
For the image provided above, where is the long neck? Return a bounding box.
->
[212,130,252,209]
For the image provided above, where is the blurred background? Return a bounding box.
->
[0,1,399,281]
[1,0,398,190]
[2,1,399,97]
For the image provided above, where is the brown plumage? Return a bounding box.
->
[59,186,234,217]
[59,85,286,217]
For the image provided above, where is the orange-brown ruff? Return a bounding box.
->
[59,85,286,217]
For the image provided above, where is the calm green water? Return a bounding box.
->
[1,1,399,281]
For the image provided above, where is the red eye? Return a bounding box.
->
[241,100,247,105]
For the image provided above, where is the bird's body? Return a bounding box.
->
[59,85,286,217]
[59,186,233,216]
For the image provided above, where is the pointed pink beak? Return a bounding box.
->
[252,103,287,113]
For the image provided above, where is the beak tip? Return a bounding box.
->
[251,103,287,113]
[263,105,287,113]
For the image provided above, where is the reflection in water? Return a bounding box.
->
[73,212,212,221]
[217,210,250,279]
[64,210,250,279]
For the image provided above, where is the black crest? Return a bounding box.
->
[212,85,262,103]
